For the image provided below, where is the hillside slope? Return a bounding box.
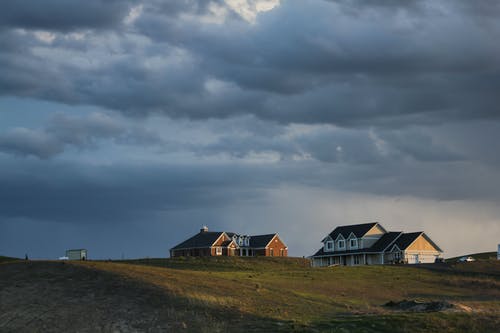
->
[447,251,497,262]
[1,258,499,332]
[0,255,19,263]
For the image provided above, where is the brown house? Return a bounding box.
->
[170,226,288,257]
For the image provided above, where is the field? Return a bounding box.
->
[1,257,500,332]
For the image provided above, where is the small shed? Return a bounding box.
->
[66,249,87,260]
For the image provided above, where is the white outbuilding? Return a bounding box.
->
[65,249,87,260]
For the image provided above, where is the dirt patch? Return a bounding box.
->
[384,299,454,312]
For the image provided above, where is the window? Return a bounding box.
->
[325,241,333,251]
[338,240,345,249]
[269,248,274,256]
[216,247,222,255]
[350,239,358,248]
[354,255,360,265]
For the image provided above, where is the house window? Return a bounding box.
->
[269,248,274,256]
[216,247,222,256]
[338,240,345,249]
[350,239,358,248]
[325,241,333,252]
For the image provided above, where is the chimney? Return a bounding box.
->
[200,226,209,233]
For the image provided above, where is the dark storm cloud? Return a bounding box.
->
[0,158,274,223]
[379,129,463,162]
[1,0,499,126]
[0,112,161,158]
[1,144,499,228]
[194,120,465,165]
[0,0,135,31]
[0,128,63,159]
[2,0,500,260]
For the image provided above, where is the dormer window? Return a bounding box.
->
[325,241,333,252]
[350,239,358,248]
[338,239,345,249]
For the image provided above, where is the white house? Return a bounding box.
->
[311,222,443,267]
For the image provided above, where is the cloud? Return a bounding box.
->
[0,0,135,31]
[0,0,499,127]
[0,127,63,159]
[1,169,499,259]
[1,1,500,259]
[0,112,161,158]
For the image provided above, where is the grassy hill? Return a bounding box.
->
[1,257,500,332]
[447,251,497,262]
[0,255,19,263]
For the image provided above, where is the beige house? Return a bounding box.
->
[311,222,443,267]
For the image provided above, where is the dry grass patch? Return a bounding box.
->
[74,258,500,326]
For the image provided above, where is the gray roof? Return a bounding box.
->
[313,247,367,257]
[170,231,224,250]
[249,234,276,248]
[171,231,282,251]
[369,232,402,252]
[327,222,382,240]
[393,232,443,252]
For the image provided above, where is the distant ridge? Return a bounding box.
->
[446,251,496,261]
[0,255,20,263]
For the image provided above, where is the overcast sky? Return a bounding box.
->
[1,0,500,259]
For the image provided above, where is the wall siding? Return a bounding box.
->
[404,251,440,264]
[365,224,386,236]
[266,236,288,257]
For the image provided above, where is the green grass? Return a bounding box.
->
[70,257,500,332]
[117,256,312,271]
[0,255,20,263]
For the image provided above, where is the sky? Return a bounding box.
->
[1,0,500,259]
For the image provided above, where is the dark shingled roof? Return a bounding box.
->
[328,222,381,240]
[394,232,443,252]
[393,232,422,250]
[249,234,276,248]
[312,247,369,257]
[171,232,284,251]
[312,238,404,256]
[170,231,224,250]
[369,232,402,252]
